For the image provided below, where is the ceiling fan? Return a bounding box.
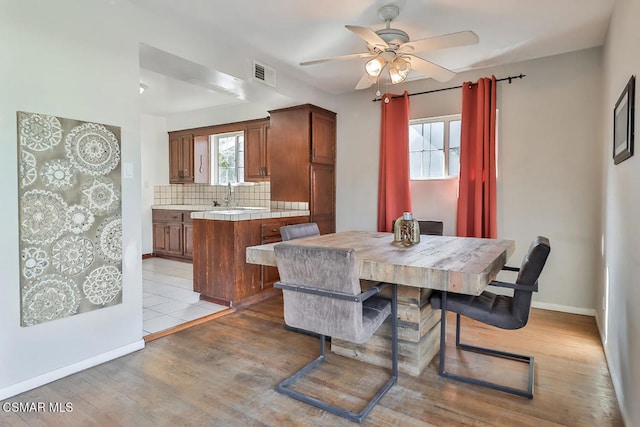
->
[300,4,479,89]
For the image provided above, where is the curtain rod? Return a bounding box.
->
[371,73,526,102]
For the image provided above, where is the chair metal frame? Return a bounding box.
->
[438,275,538,399]
[274,281,398,423]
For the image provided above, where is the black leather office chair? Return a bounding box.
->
[430,236,551,398]
[273,244,398,423]
[391,219,444,236]
[279,222,320,241]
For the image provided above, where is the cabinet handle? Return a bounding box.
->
[199,155,204,173]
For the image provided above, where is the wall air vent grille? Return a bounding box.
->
[253,61,276,88]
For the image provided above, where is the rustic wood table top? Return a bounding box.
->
[246,231,515,295]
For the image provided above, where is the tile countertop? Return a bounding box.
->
[151,205,310,222]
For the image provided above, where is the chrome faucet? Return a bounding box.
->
[223,182,232,207]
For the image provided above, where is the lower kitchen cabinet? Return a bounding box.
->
[192,215,309,307]
[152,209,194,261]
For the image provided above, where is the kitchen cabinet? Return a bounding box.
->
[169,117,270,185]
[169,133,209,184]
[152,209,194,261]
[310,163,335,235]
[269,104,336,234]
[245,119,271,181]
[192,215,309,306]
[169,134,194,184]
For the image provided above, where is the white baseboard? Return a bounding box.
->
[0,340,145,401]
[531,301,595,316]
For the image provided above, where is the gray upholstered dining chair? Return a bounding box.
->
[391,219,444,236]
[430,236,551,398]
[273,243,398,423]
[279,222,320,241]
[279,222,322,338]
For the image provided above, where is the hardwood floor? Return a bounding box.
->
[1,296,623,426]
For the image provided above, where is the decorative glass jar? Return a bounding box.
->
[393,212,420,246]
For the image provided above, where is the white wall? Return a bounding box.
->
[1,0,334,399]
[0,0,144,398]
[600,0,640,424]
[335,47,604,313]
[140,114,168,254]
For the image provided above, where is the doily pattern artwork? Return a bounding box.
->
[51,235,94,275]
[20,190,68,244]
[83,265,122,305]
[97,216,122,262]
[67,204,95,234]
[41,159,75,190]
[65,123,120,176]
[22,274,82,326]
[20,150,37,188]
[81,176,120,214]
[17,111,122,326]
[19,112,63,152]
[21,247,49,279]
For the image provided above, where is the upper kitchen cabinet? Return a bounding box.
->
[244,119,270,181]
[310,111,335,165]
[269,104,336,234]
[169,133,194,183]
[169,132,209,184]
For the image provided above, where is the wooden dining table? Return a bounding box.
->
[246,230,515,376]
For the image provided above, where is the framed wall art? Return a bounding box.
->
[17,111,123,326]
[613,75,635,165]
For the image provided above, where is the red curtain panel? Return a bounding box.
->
[457,76,498,238]
[377,92,412,232]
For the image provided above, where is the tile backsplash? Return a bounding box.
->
[154,183,271,207]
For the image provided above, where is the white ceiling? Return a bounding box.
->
[133,0,614,115]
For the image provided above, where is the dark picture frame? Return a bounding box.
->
[613,75,635,165]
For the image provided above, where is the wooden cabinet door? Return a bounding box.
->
[183,222,194,258]
[169,134,194,183]
[153,222,169,253]
[311,111,335,165]
[169,136,182,183]
[180,134,194,182]
[166,223,183,256]
[245,125,265,181]
[264,124,271,179]
[153,222,183,256]
[269,107,311,202]
[310,164,335,234]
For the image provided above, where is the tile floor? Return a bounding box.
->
[142,257,228,336]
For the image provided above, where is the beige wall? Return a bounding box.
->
[600,0,640,423]
[335,47,604,314]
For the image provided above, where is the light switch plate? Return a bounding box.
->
[123,162,133,179]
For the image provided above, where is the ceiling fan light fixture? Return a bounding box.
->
[389,57,411,84]
[365,56,385,77]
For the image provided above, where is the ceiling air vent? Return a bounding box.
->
[253,61,276,88]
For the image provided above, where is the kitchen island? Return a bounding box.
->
[190,207,310,307]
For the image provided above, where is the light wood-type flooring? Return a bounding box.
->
[1,295,623,426]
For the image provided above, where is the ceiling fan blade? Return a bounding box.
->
[300,52,374,66]
[345,25,389,50]
[408,55,456,82]
[355,73,377,90]
[400,30,479,54]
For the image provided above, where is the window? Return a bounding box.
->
[210,131,245,184]
[409,114,461,179]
